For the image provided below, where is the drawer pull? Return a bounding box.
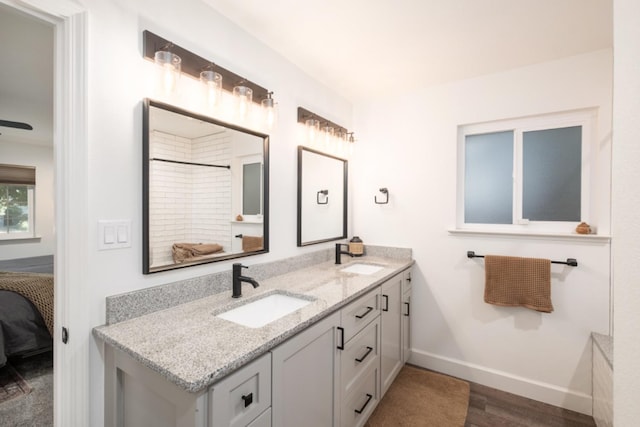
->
[404,301,410,316]
[354,393,373,414]
[355,306,374,319]
[382,295,389,312]
[355,346,373,363]
[337,326,345,350]
[241,393,253,408]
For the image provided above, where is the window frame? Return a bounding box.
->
[0,184,36,240]
[456,109,596,234]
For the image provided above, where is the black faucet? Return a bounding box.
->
[232,263,260,298]
[335,243,354,265]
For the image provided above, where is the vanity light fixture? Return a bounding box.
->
[200,68,222,110]
[154,45,181,94]
[297,107,355,153]
[261,91,278,130]
[143,31,277,129]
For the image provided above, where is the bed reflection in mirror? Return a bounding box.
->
[143,99,269,274]
[297,146,347,246]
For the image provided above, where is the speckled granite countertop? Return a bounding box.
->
[94,255,413,394]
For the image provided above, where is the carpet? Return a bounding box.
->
[365,365,470,427]
[0,363,32,404]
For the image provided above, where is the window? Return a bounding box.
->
[457,110,594,233]
[241,155,263,219]
[0,164,36,239]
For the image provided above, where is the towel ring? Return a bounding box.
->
[317,189,329,205]
[375,188,389,204]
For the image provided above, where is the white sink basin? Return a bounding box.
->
[217,293,312,328]
[340,263,384,275]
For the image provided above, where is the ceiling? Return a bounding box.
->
[0,4,53,147]
[0,1,612,148]
[203,0,613,102]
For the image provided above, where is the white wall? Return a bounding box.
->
[612,0,640,424]
[84,0,352,424]
[353,49,612,414]
[0,141,54,259]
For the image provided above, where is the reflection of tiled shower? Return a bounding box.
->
[149,130,231,267]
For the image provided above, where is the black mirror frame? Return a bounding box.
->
[297,146,348,246]
[142,98,269,274]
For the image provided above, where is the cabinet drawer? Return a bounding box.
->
[209,353,271,427]
[341,316,379,395]
[246,408,271,427]
[341,288,380,343]
[340,364,379,427]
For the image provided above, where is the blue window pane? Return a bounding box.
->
[523,126,581,221]
[465,131,513,224]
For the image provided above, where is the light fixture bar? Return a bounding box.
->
[143,30,270,103]
[297,107,350,137]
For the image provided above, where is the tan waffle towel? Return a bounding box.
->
[172,243,223,263]
[242,235,263,252]
[0,271,54,336]
[484,255,553,313]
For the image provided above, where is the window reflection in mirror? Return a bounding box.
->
[297,146,347,246]
[143,99,269,274]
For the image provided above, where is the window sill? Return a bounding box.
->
[448,228,610,242]
[0,236,42,244]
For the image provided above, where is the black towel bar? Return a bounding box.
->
[467,251,578,267]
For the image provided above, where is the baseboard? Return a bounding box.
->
[409,349,592,415]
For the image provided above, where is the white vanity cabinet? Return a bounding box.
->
[101,262,414,427]
[271,311,341,427]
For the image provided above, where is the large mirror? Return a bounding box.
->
[143,99,269,274]
[297,146,347,246]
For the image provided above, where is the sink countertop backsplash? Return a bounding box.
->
[94,246,412,393]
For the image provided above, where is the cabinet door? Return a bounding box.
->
[402,291,411,363]
[401,269,412,364]
[271,311,340,427]
[380,273,403,396]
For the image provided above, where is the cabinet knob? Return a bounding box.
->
[241,393,253,408]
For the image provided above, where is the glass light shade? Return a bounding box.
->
[261,96,278,130]
[305,119,321,144]
[200,70,222,110]
[322,125,335,147]
[233,85,253,121]
[154,50,181,94]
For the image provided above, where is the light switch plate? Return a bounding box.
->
[98,220,132,250]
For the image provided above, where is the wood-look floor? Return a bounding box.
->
[465,382,597,427]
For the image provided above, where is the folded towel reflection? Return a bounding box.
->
[484,255,553,313]
[172,243,223,263]
[242,235,263,252]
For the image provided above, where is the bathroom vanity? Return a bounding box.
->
[95,250,413,427]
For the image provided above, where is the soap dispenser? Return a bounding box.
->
[349,236,364,257]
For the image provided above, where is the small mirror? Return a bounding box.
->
[297,146,347,246]
[143,99,269,274]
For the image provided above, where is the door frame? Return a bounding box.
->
[0,0,88,425]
